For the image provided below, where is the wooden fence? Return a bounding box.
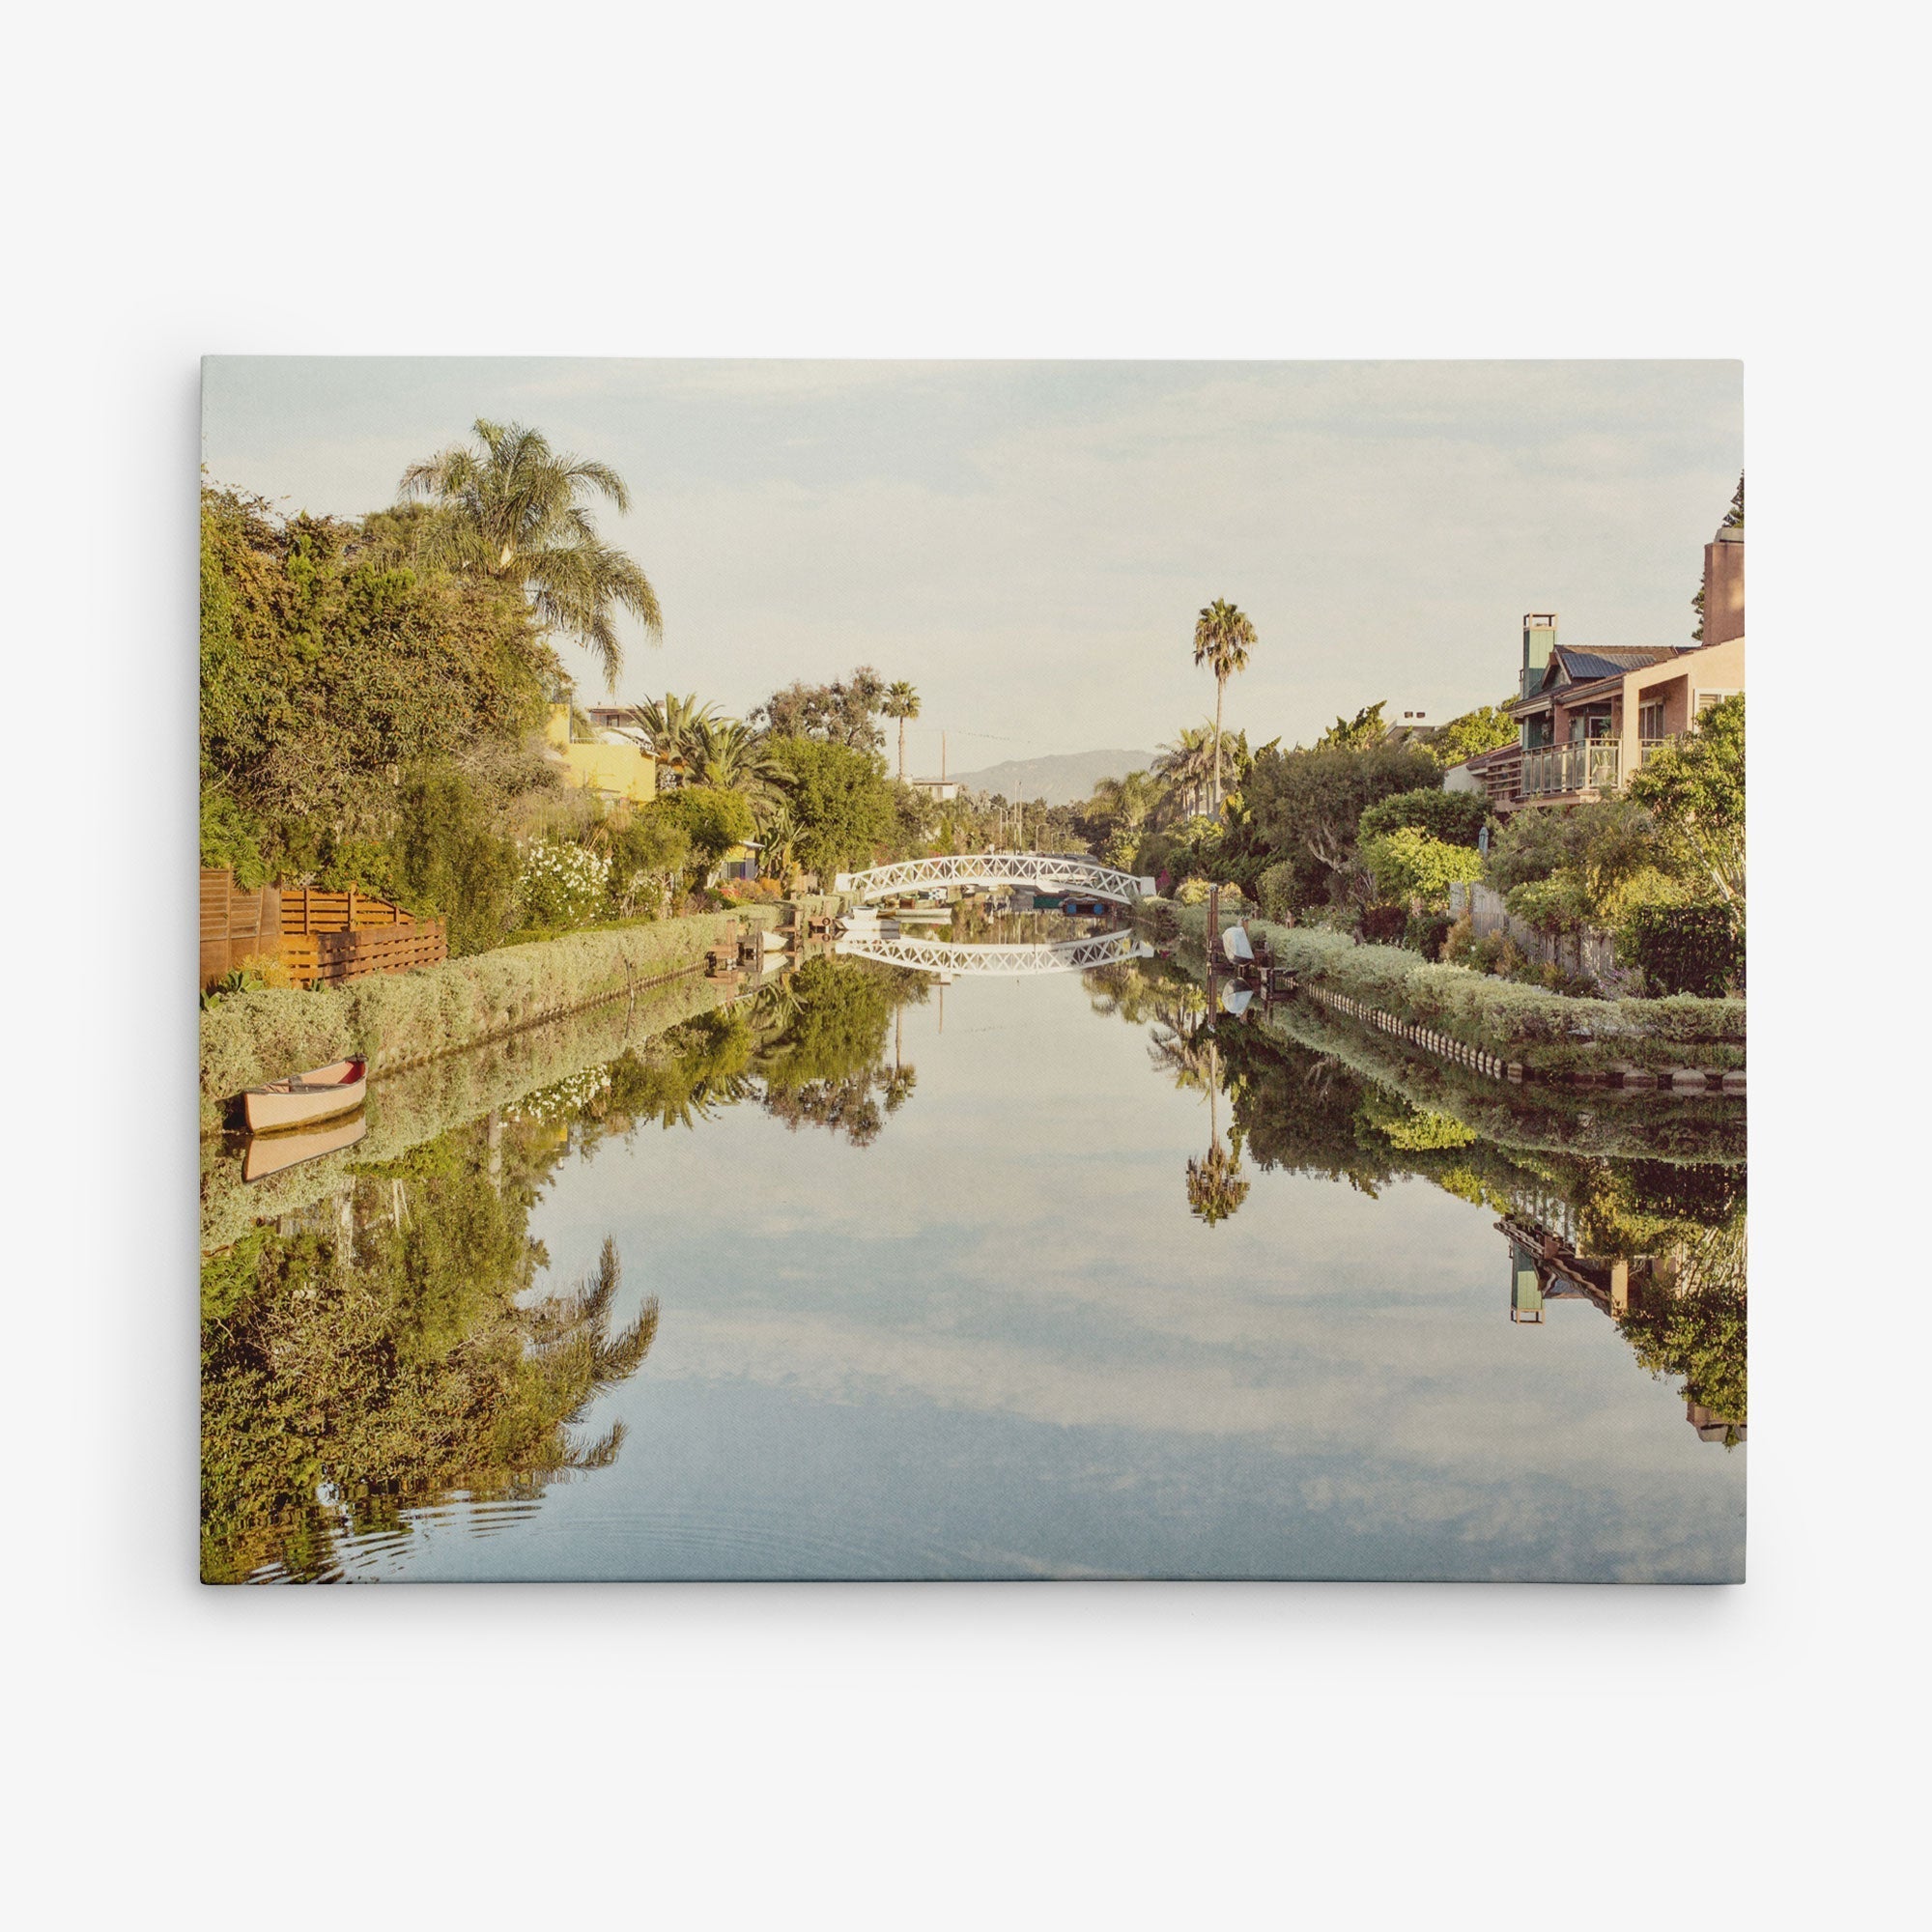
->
[200,869,447,989]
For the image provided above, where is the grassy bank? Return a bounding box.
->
[200,909,762,1131]
[1147,900,1746,1075]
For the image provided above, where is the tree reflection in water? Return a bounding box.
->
[1085,954,1747,1440]
[201,954,932,1582]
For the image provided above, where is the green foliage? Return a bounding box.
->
[517,838,612,930]
[1358,787,1488,848]
[200,791,269,890]
[1255,861,1297,927]
[1314,702,1390,752]
[397,416,662,690]
[1626,695,1745,910]
[1617,902,1745,998]
[388,767,524,956]
[1241,741,1442,914]
[753,666,888,752]
[1357,1086,1479,1150]
[1617,1218,1747,1424]
[1359,826,1484,910]
[200,485,558,883]
[766,735,894,879]
[1426,701,1519,766]
[1503,872,1591,936]
[669,782,757,862]
[1163,903,1746,1072]
[200,1127,660,1581]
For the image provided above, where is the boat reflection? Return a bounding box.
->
[242,1109,368,1182]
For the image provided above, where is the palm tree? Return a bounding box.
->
[690,716,785,810]
[1185,1136,1251,1227]
[1192,599,1257,813]
[399,420,662,691]
[1154,724,1218,820]
[883,681,921,781]
[620,693,718,788]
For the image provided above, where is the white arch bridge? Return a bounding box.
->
[835,929,1153,978]
[834,851,1156,905]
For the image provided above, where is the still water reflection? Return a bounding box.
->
[202,952,1744,1583]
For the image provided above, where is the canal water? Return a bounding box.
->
[201,952,1745,1584]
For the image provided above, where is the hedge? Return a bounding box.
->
[1146,900,1746,1073]
[200,909,759,1130]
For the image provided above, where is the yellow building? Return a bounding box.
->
[544,703,658,805]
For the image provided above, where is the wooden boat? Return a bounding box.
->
[1222,924,1255,963]
[755,927,791,952]
[242,1109,367,1182]
[242,1056,367,1132]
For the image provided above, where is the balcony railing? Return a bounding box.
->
[1520,740,1621,799]
[1636,735,1677,767]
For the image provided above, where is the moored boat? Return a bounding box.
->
[242,1056,367,1133]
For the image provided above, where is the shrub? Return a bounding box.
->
[1359,904,1406,943]
[1405,911,1453,960]
[200,792,270,890]
[1504,872,1589,936]
[1360,826,1485,909]
[1617,901,1744,997]
[516,839,611,930]
[1442,911,1476,965]
[1358,787,1490,849]
[1255,861,1297,927]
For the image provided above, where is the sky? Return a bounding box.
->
[202,357,1741,772]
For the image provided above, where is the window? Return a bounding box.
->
[1694,689,1738,717]
[1638,699,1666,740]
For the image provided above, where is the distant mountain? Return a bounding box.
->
[943,750,1156,807]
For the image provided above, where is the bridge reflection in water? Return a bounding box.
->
[836,928,1154,978]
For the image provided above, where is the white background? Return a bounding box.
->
[3,3,1924,1925]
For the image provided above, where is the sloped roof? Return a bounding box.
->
[1553,644,1687,681]
[1463,741,1521,770]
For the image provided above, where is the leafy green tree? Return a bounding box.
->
[1626,695,1745,911]
[767,736,894,879]
[753,666,888,751]
[1426,700,1519,766]
[200,486,556,879]
[1358,787,1489,848]
[1315,701,1390,752]
[1359,826,1483,911]
[669,783,756,863]
[1242,740,1441,914]
[398,417,662,690]
[883,680,921,781]
[1192,598,1257,812]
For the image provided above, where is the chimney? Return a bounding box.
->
[1521,614,1557,698]
[1701,526,1745,646]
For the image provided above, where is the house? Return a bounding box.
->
[716,840,763,884]
[906,777,962,803]
[543,703,658,806]
[1486,519,1745,810]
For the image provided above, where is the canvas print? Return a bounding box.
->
[199,359,1745,1583]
